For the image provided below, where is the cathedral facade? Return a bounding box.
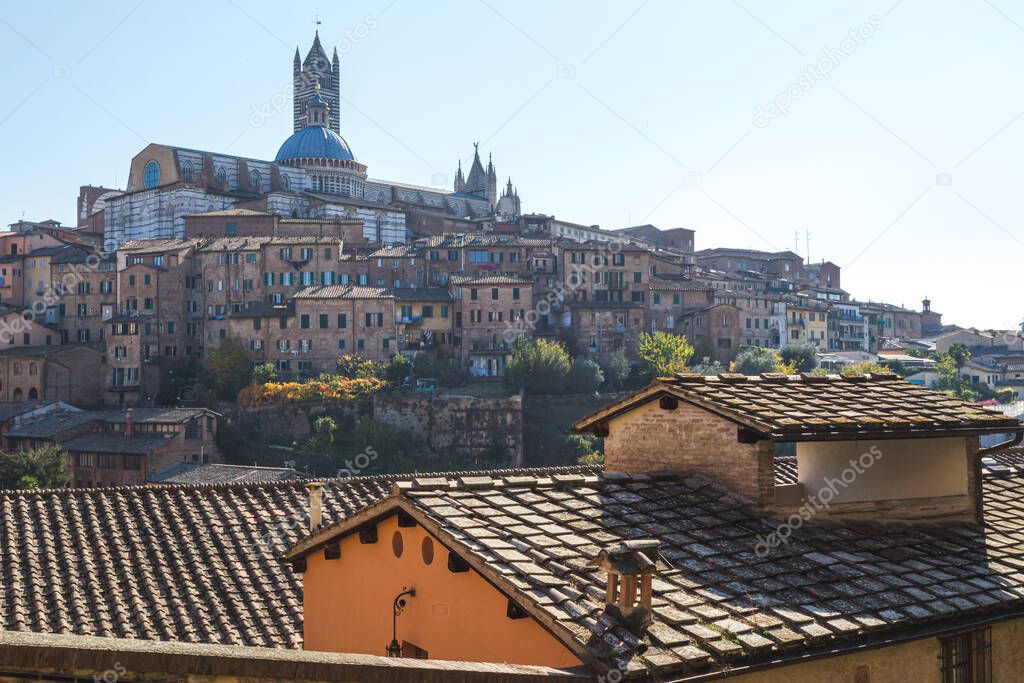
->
[101,33,522,248]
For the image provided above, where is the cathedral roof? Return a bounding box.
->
[303,31,330,70]
[275,126,355,163]
[463,144,488,197]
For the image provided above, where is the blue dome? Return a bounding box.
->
[275,126,355,162]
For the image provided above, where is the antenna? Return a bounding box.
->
[806,230,811,263]
[794,230,799,255]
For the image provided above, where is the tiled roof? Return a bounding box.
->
[5,411,97,439]
[392,287,452,302]
[290,464,1024,678]
[230,301,295,318]
[62,432,169,455]
[575,374,1022,440]
[149,462,303,484]
[449,275,533,286]
[0,400,50,422]
[0,466,595,648]
[294,285,393,300]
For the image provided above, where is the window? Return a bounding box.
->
[319,314,328,329]
[250,169,261,190]
[124,455,142,470]
[491,288,499,300]
[470,289,478,301]
[940,628,991,683]
[182,161,194,182]
[143,161,160,189]
[337,313,347,329]
[300,314,310,329]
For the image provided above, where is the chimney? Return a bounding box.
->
[124,408,134,439]
[306,482,324,532]
[589,540,660,634]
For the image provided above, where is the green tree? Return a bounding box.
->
[637,331,694,376]
[690,356,726,375]
[780,343,819,373]
[733,346,784,375]
[948,342,971,370]
[207,337,253,401]
[934,353,975,401]
[603,349,631,389]
[252,363,277,385]
[0,445,70,490]
[503,338,572,394]
[384,354,411,386]
[996,387,1016,404]
[566,358,604,393]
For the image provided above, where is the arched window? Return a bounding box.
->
[281,174,290,191]
[182,161,194,182]
[28,387,37,399]
[143,161,160,189]
[12,388,22,401]
[250,169,262,191]
[216,166,227,185]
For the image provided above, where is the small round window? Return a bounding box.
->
[391,530,404,558]
[421,537,434,565]
[143,161,160,189]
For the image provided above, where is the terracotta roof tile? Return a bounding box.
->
[283,461,1024,677]
[576,374,1022,439]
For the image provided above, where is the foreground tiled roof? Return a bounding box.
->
[575,373,1021,440]
[294,285,393,300]
[292,464,1024,678]
[0,466,595,648]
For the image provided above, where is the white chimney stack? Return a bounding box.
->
[306,482,324,532]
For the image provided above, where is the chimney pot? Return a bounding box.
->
[306,482,324,532]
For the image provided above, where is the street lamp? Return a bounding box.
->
[385,586,416,657]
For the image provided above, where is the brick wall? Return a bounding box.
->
[604,398,773,502]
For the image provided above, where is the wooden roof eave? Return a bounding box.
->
[285,490,611,676]
[769,424,1024,442]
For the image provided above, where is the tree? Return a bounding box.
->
[948,342,971,370]
[0,445,70,490]
[384,354,411,386]
[842,360,897,375]
[780,343,819,373]
[503,338,571,394]
[252,363,277,385]
[638,332,694,376]
[208,337,253,401]
[690,356,726,375]
[934,353,975,401]
[996,387,1016,404]
[603,349,631,390]
[566,358,604,393]
[336,355,385,380]
[733,346,785,375]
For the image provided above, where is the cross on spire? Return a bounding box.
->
[312,14,322,32]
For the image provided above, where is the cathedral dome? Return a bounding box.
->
[275,126,355,163]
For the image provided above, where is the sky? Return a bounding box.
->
[0,0,1022,329]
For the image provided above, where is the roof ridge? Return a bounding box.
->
[0,464,601,497]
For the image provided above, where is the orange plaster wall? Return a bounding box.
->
[302,512,583,668]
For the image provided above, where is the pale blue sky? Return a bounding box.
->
[1,0,1021,329]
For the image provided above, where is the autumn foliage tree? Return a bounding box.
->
[638,331,694,376]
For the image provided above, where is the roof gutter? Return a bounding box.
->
[978,429,1024,456]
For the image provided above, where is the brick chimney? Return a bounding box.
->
[124,408,135,439]
[588,393,774,503]
[589,540,660,633]
[306,482,324,531]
